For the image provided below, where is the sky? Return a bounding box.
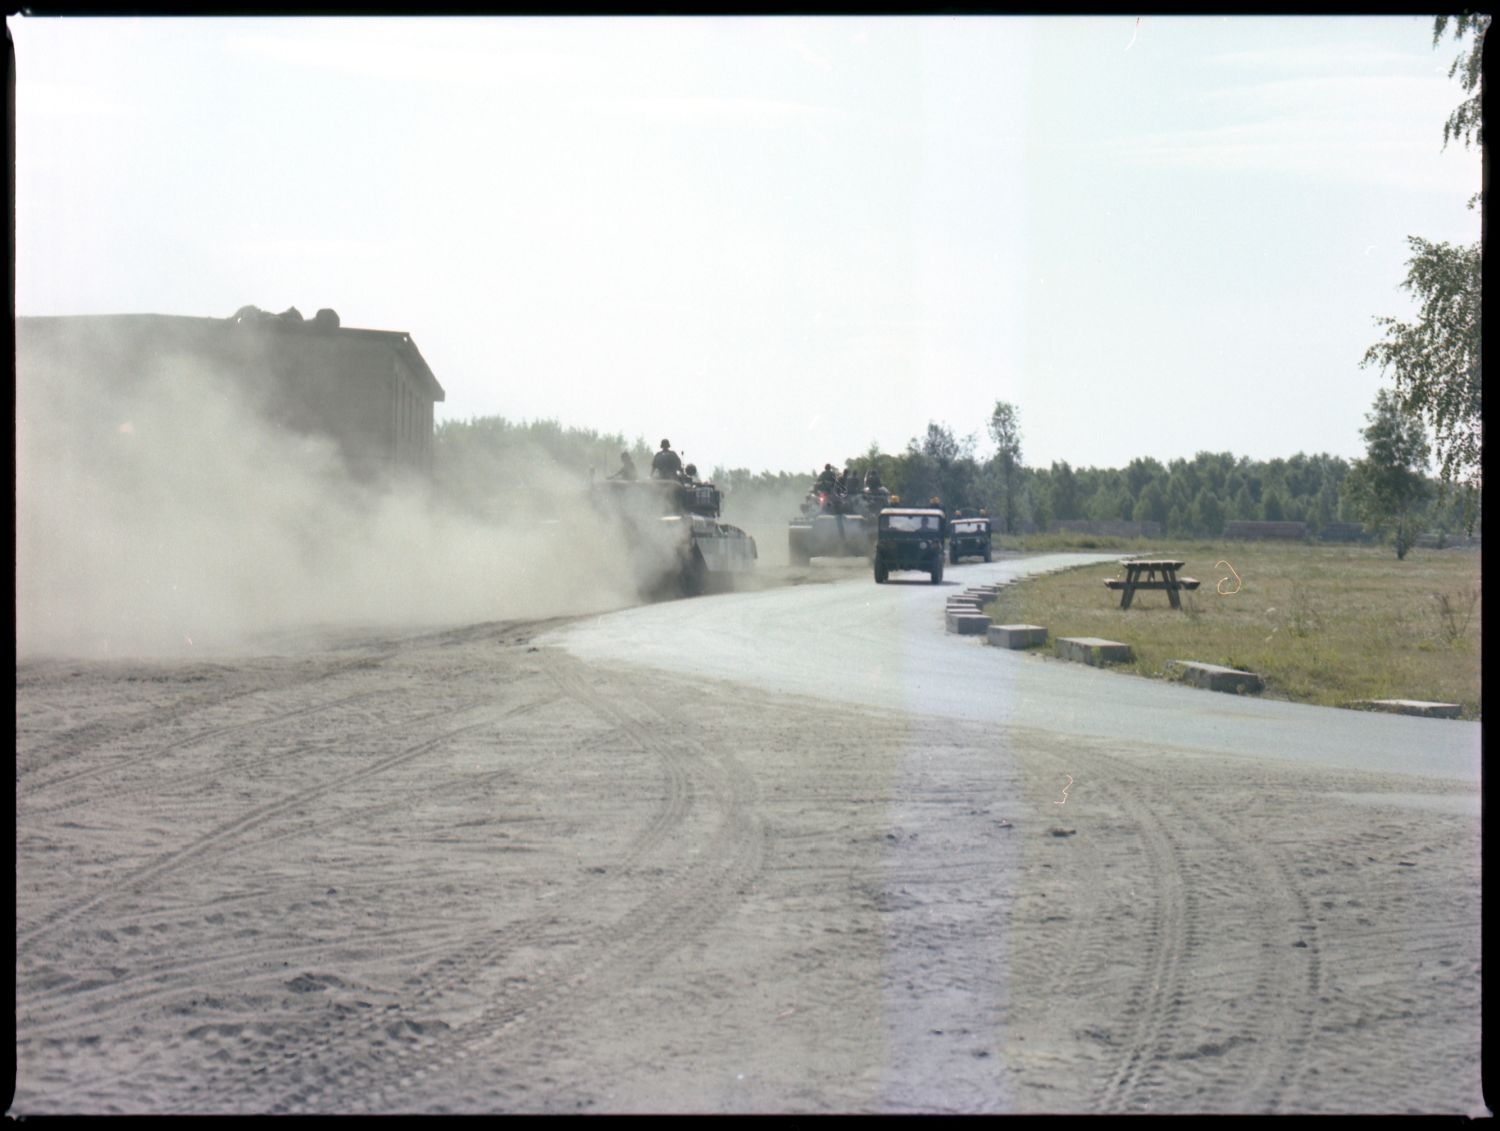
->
[10,15,1483,476]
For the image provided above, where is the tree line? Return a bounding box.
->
[432,407,1474,548]
[735,408,1472,544]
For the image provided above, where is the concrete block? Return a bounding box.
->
[1055,636,1133,666]
[1165,660,1264,694]
[987,624,1048,649]
[946,612,992,636]
[1349,699,1462,719]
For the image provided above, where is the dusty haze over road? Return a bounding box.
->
[15,329,646,659]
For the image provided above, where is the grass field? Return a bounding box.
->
[985,541,1482,720]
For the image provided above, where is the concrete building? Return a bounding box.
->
[15,306,446,482]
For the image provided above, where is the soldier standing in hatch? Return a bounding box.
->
[610,451,638,480]
[651,439,684,480]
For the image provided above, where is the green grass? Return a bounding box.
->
[995,532,1166,553]
[986,542,1482,719]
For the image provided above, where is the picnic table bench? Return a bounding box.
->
[1104,559,1200,610]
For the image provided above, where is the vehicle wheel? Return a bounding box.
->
[949,546,958,565]
[680,549,708,597]
[983,546,992,563]
[931,561,944,584]
[789,530,811,566]
[874,561,888,584]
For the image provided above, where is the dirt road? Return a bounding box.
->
[12,557,1485,1115]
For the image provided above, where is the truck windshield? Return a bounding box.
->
[883,515,941,533]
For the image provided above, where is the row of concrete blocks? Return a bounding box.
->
[944,586,1054,656]
[944,582,1007,638]
[945,598,1461,713]
[944,600,1270,692]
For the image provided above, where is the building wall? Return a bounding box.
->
[393,353,435,476]
[16,313,444,484]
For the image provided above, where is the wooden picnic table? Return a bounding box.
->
[1104,559,1200,610]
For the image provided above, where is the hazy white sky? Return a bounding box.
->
[11,15,1482,475]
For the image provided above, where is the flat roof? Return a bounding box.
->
[17,311,446,402]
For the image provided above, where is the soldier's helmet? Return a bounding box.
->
[661,439,672,449]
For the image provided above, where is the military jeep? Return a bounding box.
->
[873,508,947,584]
[949,516,992,564]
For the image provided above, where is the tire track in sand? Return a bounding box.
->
[170,648,701,1113]
[15,653,402,780]
[17,711,494,951]
[18,691,386,815]
[14,619,565,783]
[1074,746,1321,1113]
[14,757,540,1033]
[16,680,562,1034]
[241,650,765,1115]
[1088,767,1190,1113]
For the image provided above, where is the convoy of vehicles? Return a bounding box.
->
[872,507,948,584]
[589,448,997,599]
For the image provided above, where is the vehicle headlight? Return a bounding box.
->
[918,541,928,550]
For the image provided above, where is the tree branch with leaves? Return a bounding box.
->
[1361,15,1485,533]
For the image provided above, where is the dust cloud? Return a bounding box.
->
[15,336,643,659]
[714,484,810,571]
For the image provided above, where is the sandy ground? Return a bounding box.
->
[12,557,1486,1115]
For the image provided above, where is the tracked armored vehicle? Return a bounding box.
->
[787,483,892,565]
[592,475,757,598]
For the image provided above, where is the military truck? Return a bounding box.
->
[949,515,993,563]
[592,475,757,597]
[788,482,893,564]
[872,507,947,584]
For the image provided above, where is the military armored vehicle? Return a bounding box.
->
[787,482,893,564]
[873,507,947,584]
[592,475,757,598]
[949,515,993,563]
